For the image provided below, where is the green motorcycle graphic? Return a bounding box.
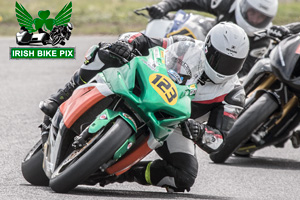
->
[15,1,73,45]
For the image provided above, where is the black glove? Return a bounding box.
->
[267,25,291,40]
[109,41,133,60]
[148,4,165,19]
[181,119,205,142]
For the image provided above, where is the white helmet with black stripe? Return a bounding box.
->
[203,22,249,84]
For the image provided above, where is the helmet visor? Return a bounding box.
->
[240,0,273,28]
[205,44,245,75]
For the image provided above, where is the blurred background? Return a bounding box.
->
[0,0,299,36]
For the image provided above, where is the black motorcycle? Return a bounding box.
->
[210,32,300,163]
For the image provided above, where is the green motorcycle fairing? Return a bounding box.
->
[88,109,137,160]
[89,109,137,134]
[97,46,197,141]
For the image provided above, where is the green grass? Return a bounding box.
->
[0,0,299,36]
[273,2,300,25]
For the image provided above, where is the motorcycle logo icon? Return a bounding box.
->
[15,1,73,46]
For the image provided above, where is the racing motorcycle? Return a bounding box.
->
[21,45,197,193]
[210,32,300,163]
[134,7,215,41]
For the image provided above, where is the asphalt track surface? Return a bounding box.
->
[1,36,300,200]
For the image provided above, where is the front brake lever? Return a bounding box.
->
[134,7,171,20]
[181,121,193,140]
[134,7,151,20]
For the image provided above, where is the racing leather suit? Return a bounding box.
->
[81,32,245,191]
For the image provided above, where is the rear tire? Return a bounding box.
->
[49,118,132,193]
[210,93,279,163]
[21,140,49,186]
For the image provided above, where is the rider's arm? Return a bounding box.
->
[184,85,245,153]
[207,85,245,137]
[117,32,195,55]
[267,22,300,41]
[154,0,212,13]
[283,22,300,34]
[150,0,235,17]
[202,85,245,153]
[83,32,195,73]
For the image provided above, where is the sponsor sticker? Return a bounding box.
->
[99,114,107,120]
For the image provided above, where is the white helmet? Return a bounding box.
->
[203,22,249,84]
[67,23,73,31]
[235,0,278,37]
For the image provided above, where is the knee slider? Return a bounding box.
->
[175,168,196,189]
[150,159,196,189]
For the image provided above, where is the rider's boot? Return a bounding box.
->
[100,161,150,187]
[39,70,81,118]
[100,161,188,192]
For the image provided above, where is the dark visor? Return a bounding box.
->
[205,44,245,75]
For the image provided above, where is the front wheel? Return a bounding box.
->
[21,140,49,186]
[210,93,279,163]
[49,118,132,193]
[51,35,61,46]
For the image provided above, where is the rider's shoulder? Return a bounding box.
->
[118,32,141,41]
[210,0,236,12]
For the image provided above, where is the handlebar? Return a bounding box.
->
[254,29,292,43]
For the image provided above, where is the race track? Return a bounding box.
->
[1,36,300,200]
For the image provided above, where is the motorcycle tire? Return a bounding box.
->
[233,152,252,157]
[21,140,49,186]
[49,118,132,193]
[51,35,61,46]
[210,92,279,163]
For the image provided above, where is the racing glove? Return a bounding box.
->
[267,25,291,40]
[109,41,133,60]
[181,119,205,142]
[181,119,224,153]
[148,4,166,19]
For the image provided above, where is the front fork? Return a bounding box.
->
[247,74,299,128]
[75,109,153,176]
[87,109,167,176]
[243,74,299,146]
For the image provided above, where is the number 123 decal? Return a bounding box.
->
[149,73,178,105]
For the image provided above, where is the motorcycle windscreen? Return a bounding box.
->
[165,40,204,85]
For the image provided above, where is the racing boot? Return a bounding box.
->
[99,161,150,187]
[100,160,188,193]
[39,70,81,117]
